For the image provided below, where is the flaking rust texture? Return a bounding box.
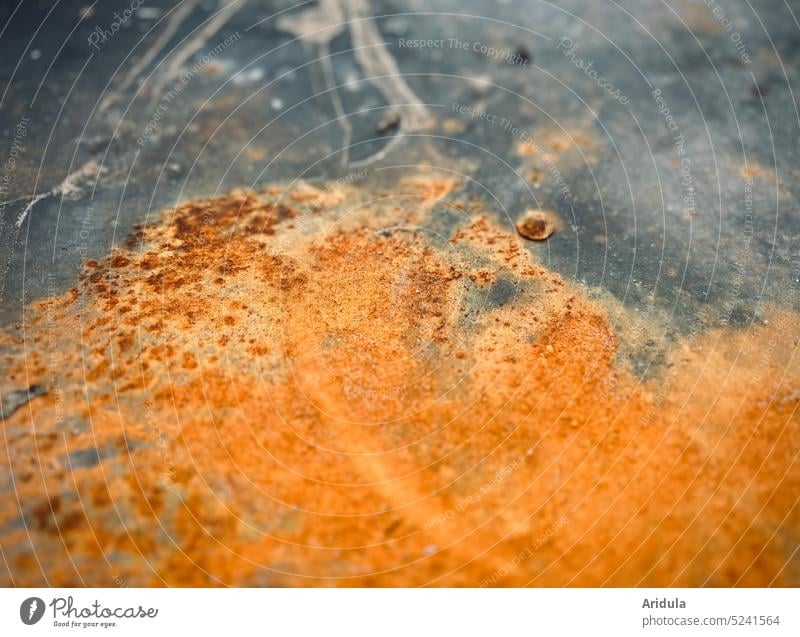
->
[1,173,799,586]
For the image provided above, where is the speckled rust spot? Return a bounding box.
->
[516,210,556,241]
[1,175,798,587]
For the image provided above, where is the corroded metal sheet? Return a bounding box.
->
[0,0,798,586]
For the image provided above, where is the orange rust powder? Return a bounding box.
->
[1,176,798,586]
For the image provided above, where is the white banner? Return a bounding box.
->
[0,588,797,636]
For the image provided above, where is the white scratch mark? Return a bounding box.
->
[15,160,104,228]
[99,0,201,113]
[277,0,432,167]
[147,0,242,108]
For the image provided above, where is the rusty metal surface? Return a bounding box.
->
[0,0,799,586]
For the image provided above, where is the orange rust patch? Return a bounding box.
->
[1,179,798,587]
[441,118,467,134]
[400,175,460,201]
[740,162,782,185]
[516,125,599,163]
